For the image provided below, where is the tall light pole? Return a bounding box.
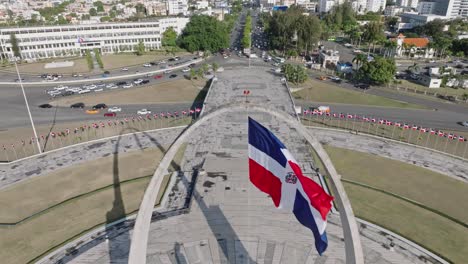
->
[14,57,42,153]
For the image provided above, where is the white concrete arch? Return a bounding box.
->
[128,104,364,264]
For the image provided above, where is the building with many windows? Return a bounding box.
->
[0,18,188,60]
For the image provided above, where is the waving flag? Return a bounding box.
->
[248,117,334,255]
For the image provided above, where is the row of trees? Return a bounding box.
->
[242,14,252,49]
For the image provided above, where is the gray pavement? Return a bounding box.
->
[296,101,468,131]
[0,127,184,190]
[43,66,440,264]
[309,127,468,182]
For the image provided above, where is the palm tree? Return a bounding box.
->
[384,40,398,58]
[352,53,367,70]
[407,63,420,74]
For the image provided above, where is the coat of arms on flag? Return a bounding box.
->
[248,117,334,255]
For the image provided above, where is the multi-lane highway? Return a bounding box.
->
[0,7,467,133]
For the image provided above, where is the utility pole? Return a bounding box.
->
[14,57,42,153]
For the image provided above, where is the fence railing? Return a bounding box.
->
[0,114,201,163]
[300,113,468,160]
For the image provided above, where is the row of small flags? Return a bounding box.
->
[2,108,202,150]
[303,110,466,142]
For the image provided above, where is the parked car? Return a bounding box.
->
[78,89,91,94]
[121,67,128,71]
[70,102,85,108]
[104,112,117,117]
[143,63,151,67]
[133,79,143,85]
[141,79,150,84]
[92,103,107,109]
[154,75,163,79]
[169,74,177,78]
[39,103,53,108]
[137,109,151,115]
[123,83,133,88]
[188,63,196,68]
[116,81,126,86]
[108,106,122,112]
[355,83,370,90]
[182,68,190,72]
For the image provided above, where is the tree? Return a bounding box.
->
[162,27,177,47]
[135,3,146,16]
[362,21,384,52]
[211,62,219,72]
[352,53,367,69]
[358,57,396,85]
[89,8,97,16]
[57,15,68,25]
[93,1,105,13]
[407,63,420,74]
[10,33,21,58]
[135,40,145,55]
[178,15,229,52]
[189,68,197,80]
[282,64,308,85]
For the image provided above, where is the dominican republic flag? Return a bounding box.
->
[248,117,334,255]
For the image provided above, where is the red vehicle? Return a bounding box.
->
[104,112,116,117]
[154,75,163,79]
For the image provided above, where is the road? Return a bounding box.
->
[296,101,468,131]
[0,8,466,133]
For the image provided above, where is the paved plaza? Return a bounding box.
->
[41,67,440,264]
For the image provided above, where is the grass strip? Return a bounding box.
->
[0,175,152,226]
[292,79,425,109]
[344,182,467,264]
[342,179,467,228]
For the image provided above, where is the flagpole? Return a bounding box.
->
[454,140,459,156]
[425,131,431,147]
[443,136,449,153]
[2,146,9,162]
[14,58,42,154]
[463,141,468,159]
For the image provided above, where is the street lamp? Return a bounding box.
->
[13,57,42,154]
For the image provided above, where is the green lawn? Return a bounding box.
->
[293,79,425,109]
[321,145,468,263]
[397,79,468,97]
[344,183,468,264]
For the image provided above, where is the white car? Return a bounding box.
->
[78,89,91,94]
[182,68,190,72]
[106,83,116,89]
[86,84,97,90]
[143,63,151,67]
[54,85,68,91]
[121,67,128,71]
[108,107,122,112]
[133,79,143,85]
[94,88,104,92]
[160,60,166,64]
[137,109,151,115]
[122,83,133,88]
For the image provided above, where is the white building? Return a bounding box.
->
[159,17,189,35]
[366,0,386,12]
[0,19,188,60]
[398,0,419,9]
[167,0,188,15]
[416,0,468,18]
[320,0,343,13]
